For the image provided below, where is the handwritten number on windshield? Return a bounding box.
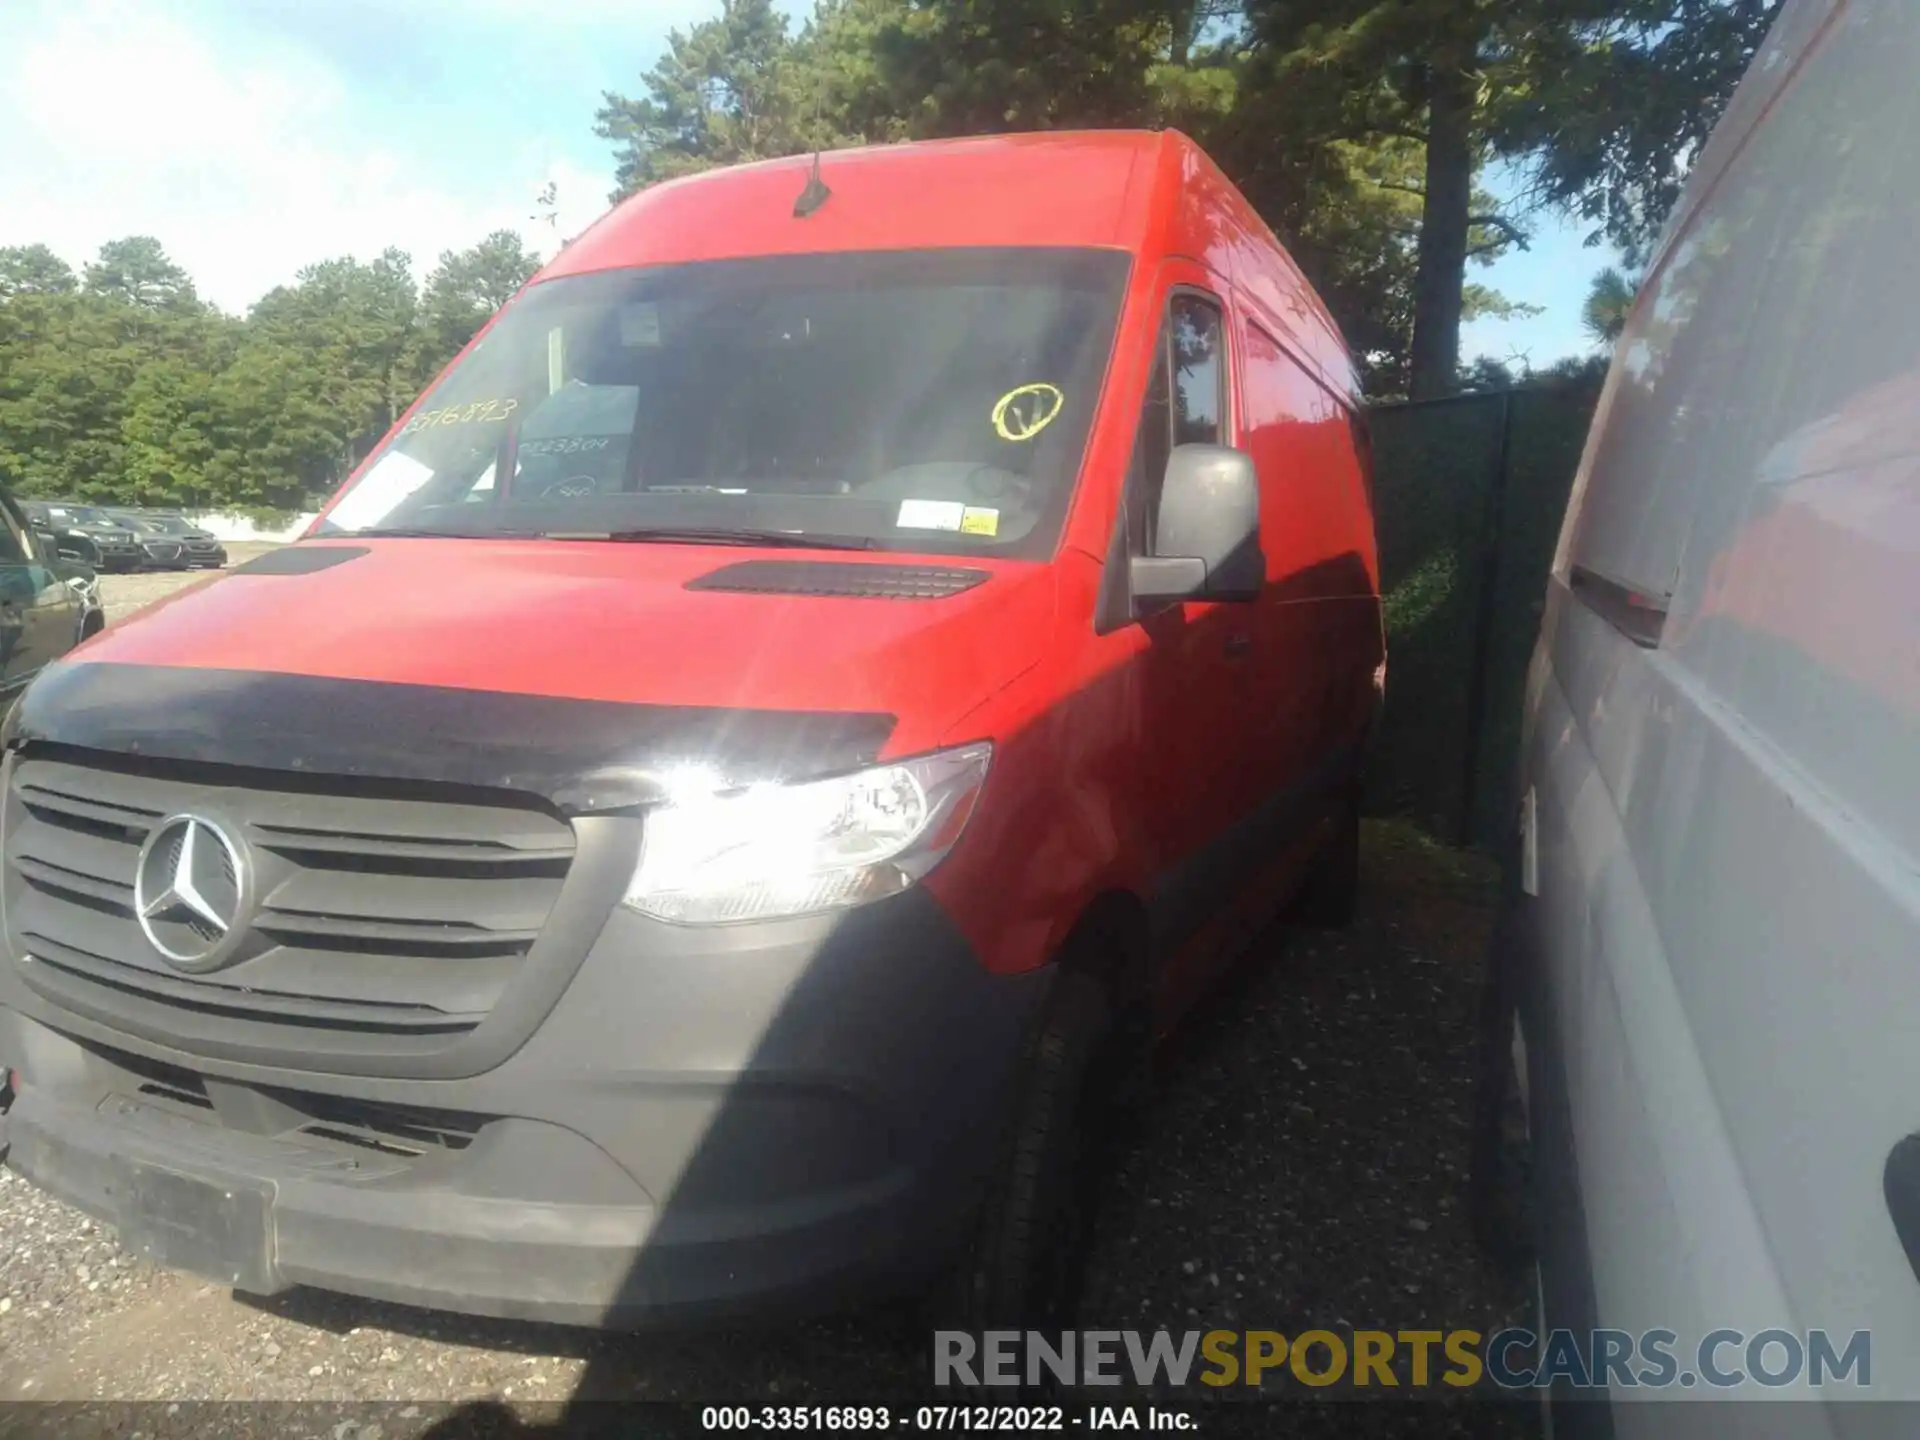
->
[402,397,519,434]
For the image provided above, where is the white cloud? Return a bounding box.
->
[0,0,616,313]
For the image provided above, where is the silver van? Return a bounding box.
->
[1473,0,1920,1433]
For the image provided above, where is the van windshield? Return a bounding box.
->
[316,248,1131,560]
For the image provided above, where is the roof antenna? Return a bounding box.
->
[793,72,833,219]
[794,152,832,219]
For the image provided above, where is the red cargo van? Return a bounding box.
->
[0,130,1383,1328]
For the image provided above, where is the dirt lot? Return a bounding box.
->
[0,560,1537,1434]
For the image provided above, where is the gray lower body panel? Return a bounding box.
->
[0,888,1049,1326]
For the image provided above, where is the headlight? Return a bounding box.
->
[624,742,992,925]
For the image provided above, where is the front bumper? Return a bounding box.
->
[86,540,143,569]
[0,888,1046,1326]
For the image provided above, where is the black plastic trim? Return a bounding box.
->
[686,560,991,600]
[233,546,369,575]
[1885,1135,1920,1287]
[11,663,897,813]
[1569,564,1668,649]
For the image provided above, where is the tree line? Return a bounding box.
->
[0,232,541,512]
[1,0,1778,511]
[596,0,1778,396]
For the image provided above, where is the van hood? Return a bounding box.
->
[16,539,1056,811]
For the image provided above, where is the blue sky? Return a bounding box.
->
[1463,161,1623,368]
[0,0,1612,366]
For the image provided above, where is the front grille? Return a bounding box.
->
[276,1091,484,1156]
[79,1035,490,1162]
[143,542,184,563]
[5,753,577,1057]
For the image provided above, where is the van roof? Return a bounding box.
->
[548,129,1209,272]
[539,128,1357,401]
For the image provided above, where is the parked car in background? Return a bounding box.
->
[104,513,192,571]
[0,484,92,1164]
[0,490,87,710]
[20,502,142,573]
[0,130,1383,1331]
[108,510,227,569]
[46,556,103,643]
[1474,0,1918,1431]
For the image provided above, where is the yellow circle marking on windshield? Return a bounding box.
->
[993,383,1065,443]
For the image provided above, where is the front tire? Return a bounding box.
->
[948,968,1117,1331]
[1469,910,1535,1272]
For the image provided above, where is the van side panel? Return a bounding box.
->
[1531,601,1800,1401]
[1160,136,1380,776]
[1634,0,1842,285]
[1164,144,1360,411]
[1235,315,1377,792]
[941,154,1381,993]
[1200,147,1381,754]
[1530,0,1920,1412]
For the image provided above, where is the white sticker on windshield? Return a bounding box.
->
[326,450,436,532]
[620,304,662,347]
[897,499,965,532]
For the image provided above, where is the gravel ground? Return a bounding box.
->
[1,559,1537,1433]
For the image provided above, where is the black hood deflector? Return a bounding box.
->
[9,662,897,815]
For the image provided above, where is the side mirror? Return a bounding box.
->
[1129,444,1263,613]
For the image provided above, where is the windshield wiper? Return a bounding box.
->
[542,528,879,551]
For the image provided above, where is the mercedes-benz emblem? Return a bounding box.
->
[133,815,248,971]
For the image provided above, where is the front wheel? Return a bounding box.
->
[945,969,1118,1332]
[1469,912,1535,1272]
